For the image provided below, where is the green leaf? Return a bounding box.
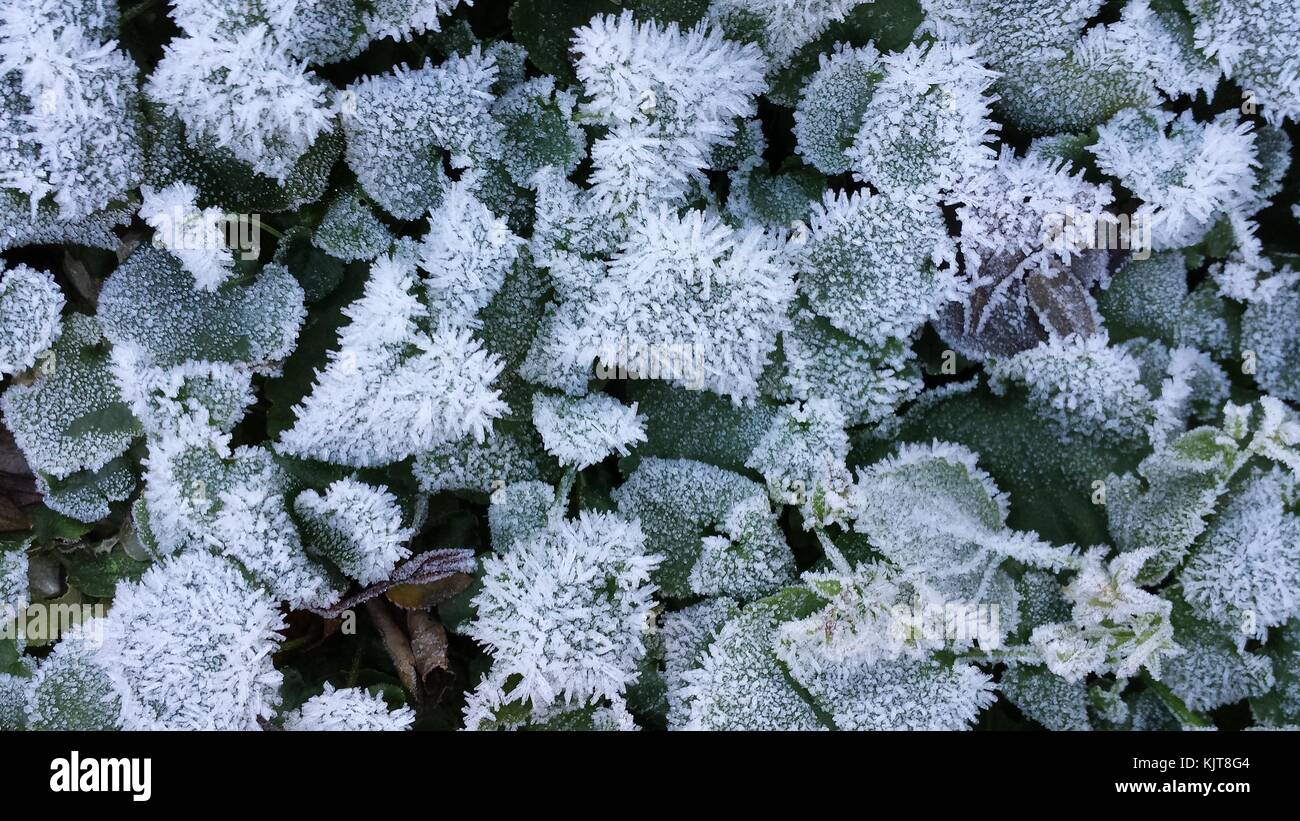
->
[510,0,623,81]
[61,545,151,598]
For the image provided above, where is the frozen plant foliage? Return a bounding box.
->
[1090,108,1258,249]
[0,0,143,220]
[794,44,885,176]
[2,314,141,480]
[277,253,507,467]
[616,457,794,600]
[294,478,414,586]
[464,512,660,726]
[780,308,923,429]
[99,551,287,730]
[171,0,468,64]
[1031,547,1183,682]
[0,262,62,376]
[1180,467,1300,638]
[282,684,415,731]
[747,399,853,528]
[138,183,235,292]
[798,189,959,347]
[954,146,1114,282]
[845,41,999,205]
[340,49,499,219]
[25,624,123,731]
[708,0,866,69]
[5,0,1300,735]
[850,440,1078,614]
[417,178,524,326]
[573,12,766,217]
[581,206,795,401]
[531,392,645,470]
[1188,0,1300,124]
[147,27,337,182]
[0,548,26,616]
[987,333,1153,444]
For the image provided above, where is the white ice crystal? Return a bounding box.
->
[1090,108,1257,250]
[464,511,660,726]
[845,40,999,206]
[798,189,960,347]
[531,392,645,470]
[416,178,524,326]
[138,182,236,292]
[573,12,766,218]
[1031,547,1183,681]
[277,253,507,467]
[578,206,795,401]
[294,478,414,586]
[147,27,337,182]
[0,262,63,376]
[0,0,143,219]
[282,684,415,731]
[1111,0,1221,99]
[1181,467,1300,638]
[99,550,286,730]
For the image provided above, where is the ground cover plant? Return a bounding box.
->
[1,0,1299,731]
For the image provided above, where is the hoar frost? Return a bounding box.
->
[5,0,1300,733]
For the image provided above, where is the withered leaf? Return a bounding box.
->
[308,548,476,619]
[406,610,450,679]
[365,598,421,700]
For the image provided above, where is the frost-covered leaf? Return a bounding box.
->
[799,189,959,347]
[464,511,660,728]
[2,314,141,480]
[1180,466,1300,638]
[282,683,414,731]
[146,28,337,182]
[99,246,305,368]
[987,333,1153,444]
[341,50,498,220]
[276,254,507,468]
[294,478,415,586]
[311,187,393,263]
[532,391,645,470]
[616,457,792,599]
[0,263,63,377]
[100,550,286,730]
[1000,665,1089,730]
